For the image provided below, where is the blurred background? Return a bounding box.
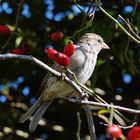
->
[0,0,140,139]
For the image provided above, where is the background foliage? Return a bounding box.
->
[0,0,140,139]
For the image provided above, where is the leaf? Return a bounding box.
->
[98,109,110,115]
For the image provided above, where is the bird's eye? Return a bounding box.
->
[97,39,101,43]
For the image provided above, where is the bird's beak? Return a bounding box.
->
[102,42,110,50]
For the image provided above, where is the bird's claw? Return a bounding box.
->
[59,72,67,81]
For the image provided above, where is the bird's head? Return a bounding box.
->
[78,33,110,54]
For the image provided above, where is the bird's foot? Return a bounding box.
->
[59,72,67,81]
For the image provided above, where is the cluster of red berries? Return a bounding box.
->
[0,25,31,54]
[47,31,75,67]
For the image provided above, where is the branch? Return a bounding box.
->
[100,122,137,129]
[118,15,140,40]
[65,98,140,115]
[84,104,97,140]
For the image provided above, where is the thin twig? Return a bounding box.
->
[109,103,114,126]
[86,1,94,15]
[95,1,140,45]
[0,0,25,52]
[133,103,140,123]
[76,112,81,140]
[73,0,86,16]
[121,0,140,74]
[119,122,137,129]
[71,0,96,39]
[65,98,140,115]
[118,15,140,40]
[100,122,137,129]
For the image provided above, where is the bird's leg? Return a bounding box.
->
[65,91,89,103]
[59,72,67,81]
[67,92,82,100]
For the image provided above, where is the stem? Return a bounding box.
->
[84,104,97,140]
[71,0,95,39]
[109,103,114,126]
[73,0,86,16]
[76,112,81,140]
[66,68,93,94]
[97,4,140,45]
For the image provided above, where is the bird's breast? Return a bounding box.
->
[70,48,97,84]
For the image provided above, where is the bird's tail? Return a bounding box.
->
[29,101,52,133]
[19,94,52,133]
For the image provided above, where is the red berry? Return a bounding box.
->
[106,125,122,139]
[47,48,70,66]
[10,48,26,54]
[0,25,10,35]
[127,126,140,140]
[56,52,70,66]
[63,41,75,57]
[47,48,58,61]
[51,31,64,41]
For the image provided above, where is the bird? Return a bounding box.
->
[19,33,109,133]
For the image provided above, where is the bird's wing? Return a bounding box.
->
[41,63,58,88]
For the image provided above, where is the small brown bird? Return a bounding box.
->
[19,33,109,132]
